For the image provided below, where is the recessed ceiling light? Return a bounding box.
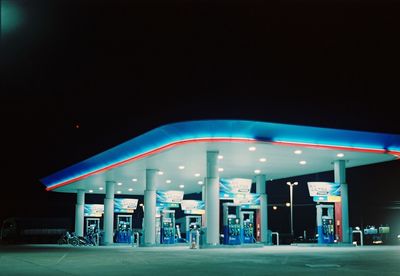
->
[132,178,137,182]
[166,179,172,184]
[158,171,164,175]
[128,188,133,192]
[273,206,278,210]
[99,187,104,190]
[259,158,267,162]
[218,155,224,160]
[117,191,121,194]
[178,165,185,170]
[117,182,122,186]
[198,181,203,185]
[294,150,302,155]
[337,153,344,158]
[88,190,93,193]
[179,184,184,188]
[194,173,200,177]
[299,160,307,165]
[254,169,261,174]
[218,168,224,172]
[249,146,256,151]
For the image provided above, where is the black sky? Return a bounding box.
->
[1,0,400,235]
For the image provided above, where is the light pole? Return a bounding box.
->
[287,181,298,237]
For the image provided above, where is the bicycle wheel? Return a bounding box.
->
[70,238,79,246]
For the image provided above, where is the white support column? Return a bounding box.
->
[144,169,157,245]
[256,175,268,244]
[202,182,207,228]
[74,189,85,237]
[206,151,219,245]
[335,160,349,243]
[103,181,115,245]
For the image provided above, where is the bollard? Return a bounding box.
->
[271,232,279,246]
[352,230,363,246]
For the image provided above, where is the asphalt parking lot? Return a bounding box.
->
[0,244,399,275]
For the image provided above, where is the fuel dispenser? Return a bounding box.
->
[160,209,176,244]
[223,203,241,245]
[240,210,255,243]
[117,214,132,229]
[316,204,335,244]
[116,215,132,243]
[85,218,100,235]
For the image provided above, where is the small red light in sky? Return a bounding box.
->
[75,124,80,129]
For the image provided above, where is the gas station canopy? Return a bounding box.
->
[41,120,400,195]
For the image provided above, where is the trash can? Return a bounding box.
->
[99,230,105,246]
[199,228,207,248]
[131,232,140,247]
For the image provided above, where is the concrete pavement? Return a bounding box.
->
[0,244,399,275]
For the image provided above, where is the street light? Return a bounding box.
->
[287,181,298,237]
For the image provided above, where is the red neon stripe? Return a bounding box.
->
[46,137,399,191]
[46,138,255,191]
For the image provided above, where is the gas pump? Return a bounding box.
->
[116,215,132,243]
[85,218,100,235]
[117,215,132,229]
[240,210,255,243]
[160,209,176,244]
[316,204,335,244]
[223,203,241,245]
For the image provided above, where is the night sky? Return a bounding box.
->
[1,0,400,237]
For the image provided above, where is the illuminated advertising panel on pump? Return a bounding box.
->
[233,193,261,209]
[156,190,184,208]
[220,178,252,199]
[84,204,104,217]
[181,200,205,214]
[307,182,341,196]
[308,182,341,202]
[114,198,138,213]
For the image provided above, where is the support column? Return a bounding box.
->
[74,189,85,237]
[144,169,157,245]
[256,175,268,244]
[335,160,349,243]
[206,151,219,245]
[103,181,115,245]
[201,182,207,228]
